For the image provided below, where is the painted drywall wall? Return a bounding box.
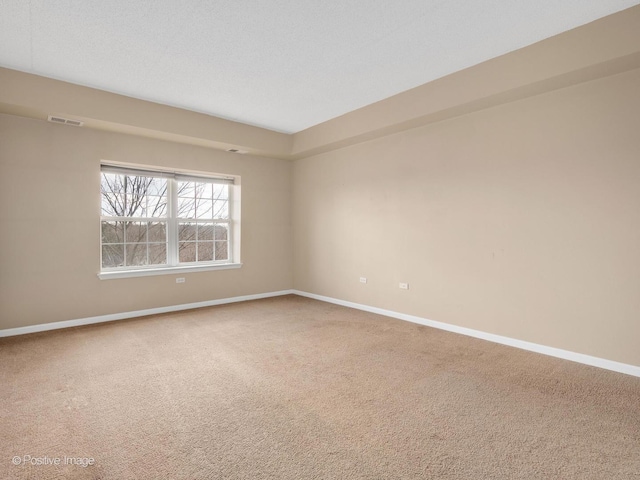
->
[0,114,292,329]
[292,67,640,367]
[0,67,292,158]
[291,5,640,159]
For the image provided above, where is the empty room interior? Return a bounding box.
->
[1,1,640,478]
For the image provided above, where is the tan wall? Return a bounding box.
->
[292,67,640,366]
[291,6,640,159]
[0,67,292,158]
[0,114,292,329]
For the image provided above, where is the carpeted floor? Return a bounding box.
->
[0,295,639,479]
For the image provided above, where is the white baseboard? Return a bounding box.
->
[292,290,640,378]
[3,288,638,379]
[0,290,295,338]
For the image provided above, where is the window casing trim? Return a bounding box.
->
[98,262,242,280]
[99,163,240,277]
[100,163,235,184]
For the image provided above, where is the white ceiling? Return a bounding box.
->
[0,1,638,134]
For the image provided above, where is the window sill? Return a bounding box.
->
[98,263,242,280]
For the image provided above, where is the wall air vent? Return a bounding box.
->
[47,115,84,127]
[226,148,248,154]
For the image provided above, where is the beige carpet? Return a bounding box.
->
[1,295,639,479]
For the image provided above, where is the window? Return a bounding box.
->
[99,164,239,279]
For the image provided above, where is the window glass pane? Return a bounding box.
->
[178,222,197,242]
[101,172,118,189]
[214,224,228,241]
[126,243,148,266]
[199,182,213,199]
[125,222,147,243]
[148,244,167,265]
[101,173,125,201]
[101,221,124,243]
[177,181,195,198]
[148,222,166,242]
[178,197,195,218]
[213,200,229,219]
[197,242,214,261]
[146,178,167,196]
[101,193,123,216]
[179,242,196,263]
[193,182,205,200]
[215,241,228,261]
[125,174,153,190]
[101,173,169,218]
[213,184,228,200]
[196,200,213,219]
[102,244,124,268]
[125,194,146,217]
[147,195,167,218]
[198,223,214,241]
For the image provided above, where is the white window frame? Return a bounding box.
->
[98,163,241,280]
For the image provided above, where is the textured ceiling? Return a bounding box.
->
[0,1,638,134]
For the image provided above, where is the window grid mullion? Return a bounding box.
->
[227,185,233,262]
[145,223,150,265]
[167,178,178,267]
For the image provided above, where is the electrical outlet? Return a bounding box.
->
[399,282,409,290]
[176,277,186,283]
[359,277,367,284]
